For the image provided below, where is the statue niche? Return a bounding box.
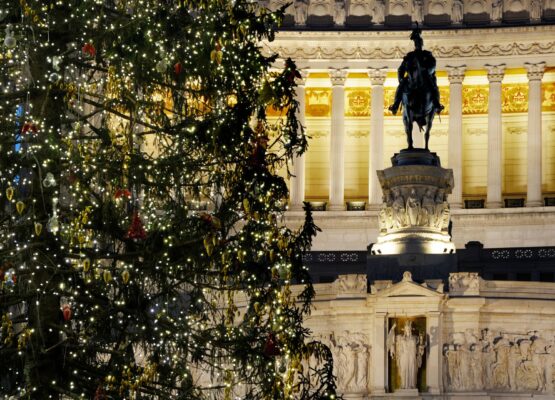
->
[387,318,427,392]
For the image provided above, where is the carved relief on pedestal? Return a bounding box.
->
[443,329,555,393]
[378,186,450,233]
[314,331,370,393]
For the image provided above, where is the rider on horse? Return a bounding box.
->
[389,26,444,117]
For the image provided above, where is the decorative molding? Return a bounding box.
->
[347,129,370,138]
[272,40,555,61]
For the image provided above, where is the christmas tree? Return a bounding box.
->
[0,1,336,398]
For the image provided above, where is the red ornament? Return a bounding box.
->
[21,122,38,134]
[263,333,281,357]
[62,304,72,321]
[125,211,147,240]
[82,42,96,58]
[94,386,106,400]
[174,62,183,76]
[114,188,132,199]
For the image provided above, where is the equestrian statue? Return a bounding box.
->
[389,26,444,150]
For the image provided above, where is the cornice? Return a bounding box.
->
[266,25,555,63]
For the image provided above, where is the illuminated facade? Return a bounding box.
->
[261,3,555,398]
[262,25,555,250]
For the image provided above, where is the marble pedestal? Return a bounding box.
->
[370,149,455,256]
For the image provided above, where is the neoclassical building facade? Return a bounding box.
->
[262,19,555,251]
[261,2,555,399]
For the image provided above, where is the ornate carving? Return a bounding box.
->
[294,0,309,25]
[448,272,480,294]
[345,89,371,117]
[334,0,346,25]
[444,329,555,393]
[452,0,464,23]
[329,68,348,86]
[374,0,386,23]
[272,37,555,61]
[334,274,367,294]
[486,63,506,82]
[462,85,489,114]
[308,0,334,16]
[305,88,331,117]
[446,65,466,84]
[525,61,546,81]
[379,186,450,233]
[325,331,370,393]
[502,84,528,113]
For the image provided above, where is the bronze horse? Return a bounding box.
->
[390,27,443,150]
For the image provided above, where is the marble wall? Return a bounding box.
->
[300,272,555,398]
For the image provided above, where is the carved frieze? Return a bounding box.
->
[379,186,450,233]
[334,274,368,294]
[263,0,553,27]
[444,329,555,393]
[314,331,371,393]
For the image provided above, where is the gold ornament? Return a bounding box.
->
[34,222,43,236]
[82,258,91,272]
[103,269,112,284]
[121,269,130,284]
[16,201,25,215]
[6,187,14,201]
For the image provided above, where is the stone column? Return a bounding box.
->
[426,311,442,394]
[446,66,466,209]
[486,64,505,209]
[289,70,308,211]
[329,68,348,211]
[525,62,546,207]
[367,68,387,210]
[371,312,387,394]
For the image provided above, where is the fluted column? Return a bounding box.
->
[329,68,348,211]
[525,62,546,207]
[486,64,505,209]
[289,70,308,211]
[367,68,387,210]
[447,65,466,209]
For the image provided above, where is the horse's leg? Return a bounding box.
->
[404,110,413,149]
[424,112,434,150]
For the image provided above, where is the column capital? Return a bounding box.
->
[524,62,546,81]
[367,67,387,85]
[446,65,466,84]
[329,68,348,86]
[485,63,506,83]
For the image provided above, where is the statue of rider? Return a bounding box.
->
[389,26,444,116]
